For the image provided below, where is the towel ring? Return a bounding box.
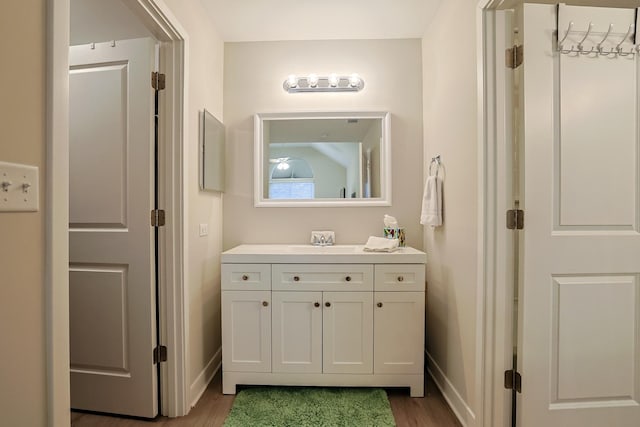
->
[429,155,441,179]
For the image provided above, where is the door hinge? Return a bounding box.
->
[151,209,166,227]
[504,369,522,393]
[506,44,524,69]
[151,72,166,90]
[153,345,168,364]
[506,209,524,230]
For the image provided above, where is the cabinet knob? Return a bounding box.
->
[377,302,383,308]
[241,275,249,281]
[325,302,331,307]
[314,302,320,308]
[345,276,352,282]
[397,276,404,282]
[262,301,269,307]
[293,276,300,282]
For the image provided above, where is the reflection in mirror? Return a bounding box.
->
[200,109,225,192]
[254,112,390,207]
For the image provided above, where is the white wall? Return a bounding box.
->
[223,39,423,249]
[422,1,478,424]
[162,0,225,406]
[0,2,47,425]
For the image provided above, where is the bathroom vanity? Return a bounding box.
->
[221,244,426,396]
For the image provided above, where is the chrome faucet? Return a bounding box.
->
[311,231,335,246]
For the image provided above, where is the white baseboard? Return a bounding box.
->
[426,352,476,427]
[189,347,222,408]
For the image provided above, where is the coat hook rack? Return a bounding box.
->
[556,19,638,57]
[616,24,635,56]
[577,22,594,53]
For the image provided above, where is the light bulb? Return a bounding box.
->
[349,73,361,87]
[308,73,319,88]
[287,74,297,88]
[328,73,339,87]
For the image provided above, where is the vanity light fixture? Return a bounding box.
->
[348,73,361,87]
[287,74,298,88]
[283,73,364,93]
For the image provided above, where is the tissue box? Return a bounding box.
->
[383,227,405,247]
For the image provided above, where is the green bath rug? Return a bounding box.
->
[223,386,396,427]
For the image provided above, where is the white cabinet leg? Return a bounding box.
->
[409,375,424,397]
[222,374,237,395]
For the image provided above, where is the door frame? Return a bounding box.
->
[46,0,189,423]
[476,1,518,426]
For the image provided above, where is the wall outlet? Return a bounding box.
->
[199,223,208,236]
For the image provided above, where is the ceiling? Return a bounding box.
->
[70,1,640,46]
[200,0,444,42]
[70,0,152,45]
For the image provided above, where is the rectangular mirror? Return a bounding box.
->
[200,109,225,192]
[254,112,391,207]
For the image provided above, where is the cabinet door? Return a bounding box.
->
[222,291,271,372]
[323,292,373,374]
[272,291,323,373]
[374,292,424,374]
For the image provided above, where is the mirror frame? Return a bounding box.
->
[254,111,391,207]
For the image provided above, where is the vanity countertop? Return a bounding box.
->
[221,244,426,264]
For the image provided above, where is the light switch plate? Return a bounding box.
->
[0,161,39,212]
[199,223,209,236]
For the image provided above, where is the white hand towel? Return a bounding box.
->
[420,175,442,227]
[363,236,399,252]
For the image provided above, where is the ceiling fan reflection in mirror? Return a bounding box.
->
[270,157,290,170]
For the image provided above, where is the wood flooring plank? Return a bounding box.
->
[71,371,461,426]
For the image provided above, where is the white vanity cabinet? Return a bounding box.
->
[271,263,374,375]
[272,291,374,375]
[373,264,426,375]
[221,264,272,373]
[221,244,426,397]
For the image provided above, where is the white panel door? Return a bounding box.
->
[272,291,322,373]
[69,38,157,418]
[373,292,424,374]
[322,292,373,374]
[222,291,271,373]
[521,5,640,426]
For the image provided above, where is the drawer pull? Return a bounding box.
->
[293,276,300,282]
[241,275,249,281]
[325,302,331,307]
[377,302,383,308]
[262,301,269,307]
[345,276,352,282]
[314,302,320,308]
[397,276,404,282]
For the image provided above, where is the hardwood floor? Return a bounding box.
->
[71,371,461,427]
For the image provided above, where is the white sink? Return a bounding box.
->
[286,244,362,254]
[222,244,427,264]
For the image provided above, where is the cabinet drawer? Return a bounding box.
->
[374,264,425,291]
[272,264,373,291]
[222,264,271,290]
